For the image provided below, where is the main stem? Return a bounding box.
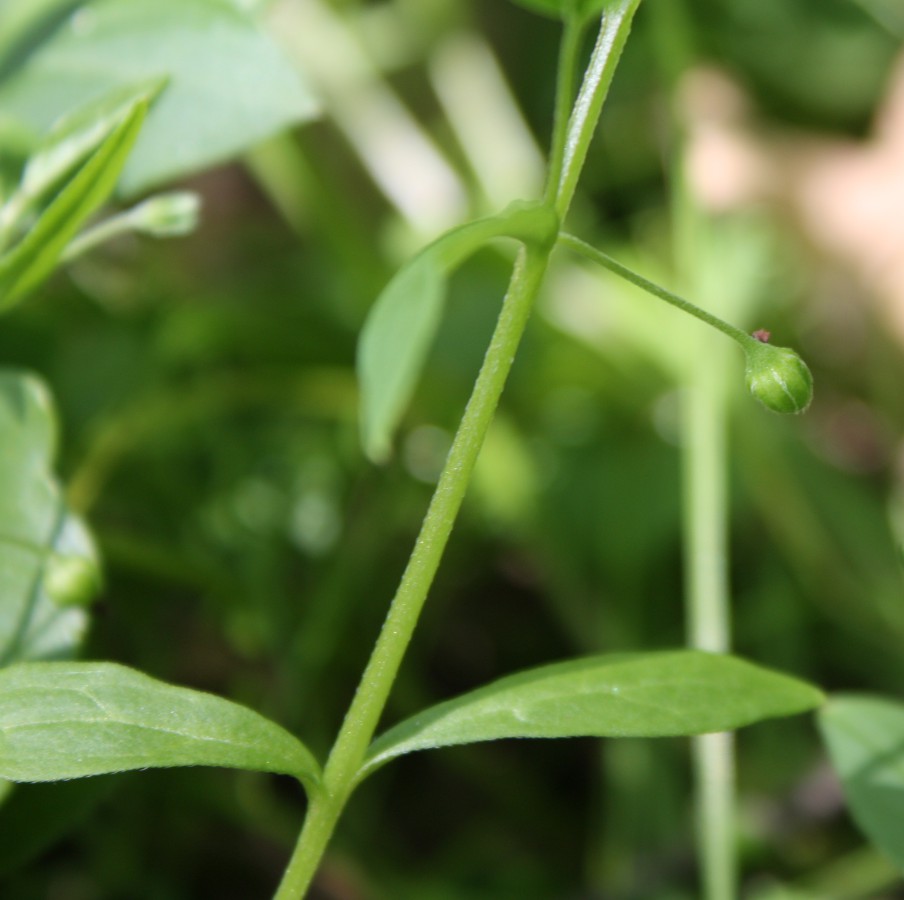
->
[275,249,550,899]
[555,0,642,218]
[274,5,641,896]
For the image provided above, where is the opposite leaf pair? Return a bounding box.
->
[0,650,824,801]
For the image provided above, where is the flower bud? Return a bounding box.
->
[744,342,813,414]
[44,553,102,607]
[130,191,201,237]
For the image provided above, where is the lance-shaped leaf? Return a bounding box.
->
[0,371,102,665]
[819,695,904,872]
[0,98,146,309]
[16,79,166,215]
[0,662,321,792]
[0,0,318,196]
[358,251,446,464]
[358,201,557,462]
[359,650,824,781]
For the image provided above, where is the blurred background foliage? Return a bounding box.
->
[1,0,903,897]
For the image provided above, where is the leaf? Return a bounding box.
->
[0,372,102,665]
[0,0,319,196]
[0,98,146,308]
[360,650,824,780]
[358,252,446,463]
[18,79,165,210]
[0,662,321,791]
[819,695,904,872]
[357,201,558,462]
[507,0,614,22]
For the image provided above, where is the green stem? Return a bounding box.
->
[554,0,642,220]
[683,341,735,900]
[59,213,133,262]
[274,6,644,896]
[676,188,736,895]
[274,249,550,899]
[544,14,591,206]
[653,0,737,889]
[692,732,735,900]
[558,232,756,350]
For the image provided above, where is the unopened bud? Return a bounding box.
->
[44,554,102,607]
[745,342,813,414]
[131,191,201,237]
[42,516,102,607]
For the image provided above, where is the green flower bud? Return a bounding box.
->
[744,342,813,414]
[131,191,201,237]
[44,553,102,607]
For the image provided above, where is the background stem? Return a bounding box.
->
[652,0,738,889]
[555,0,642,219]
[544,15,590,205]
[683,360,736,900]
[677,192,737,900]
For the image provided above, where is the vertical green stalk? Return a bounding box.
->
[544,14,590,205]
[683,354,736,900]
[555,0,641,219]
[682,356,730,654]
[273,5,642,897]
[676,184,736,900]
[654,0,737,890]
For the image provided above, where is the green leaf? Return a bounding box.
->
[17,79,166,212]
[507,0,613,22]
[360,650,824,780]
[0,371,102,664]
[358,252,446,464]
[357,201,558,462]
[0,0,319,196]
[0,98,146,308]
[819,695,904,872]
[0,662,321,791]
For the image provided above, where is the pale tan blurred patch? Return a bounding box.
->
[682,56,904,347]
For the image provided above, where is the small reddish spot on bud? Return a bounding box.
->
[752,329,771,343]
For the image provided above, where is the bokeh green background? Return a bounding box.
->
[1,0,903,897]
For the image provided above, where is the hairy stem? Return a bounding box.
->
[275,5,643,896]
[274,249,550,898]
